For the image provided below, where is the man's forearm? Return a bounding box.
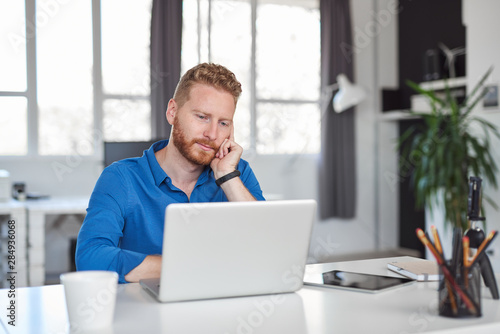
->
[124,255,162,283]
[219,177,256,201]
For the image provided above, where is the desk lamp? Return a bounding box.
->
[332,74,366,113]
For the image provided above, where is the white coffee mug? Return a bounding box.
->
[60,270,118,332]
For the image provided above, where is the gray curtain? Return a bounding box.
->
[150,0,183,140]
[318,0,356,219]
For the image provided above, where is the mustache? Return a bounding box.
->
[192,138,219,151]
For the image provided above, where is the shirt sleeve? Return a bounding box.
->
[75,165,147,283]
[238,159,266,201]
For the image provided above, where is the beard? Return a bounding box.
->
[172,117,219,166]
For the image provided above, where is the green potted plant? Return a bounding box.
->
[398,68,500,231]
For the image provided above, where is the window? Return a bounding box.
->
[101,0,152,142]
[0,0,152,157]
[36,0,94,155]
[0,1,28,155]
[1,0,320,157]
[182,0,321,154]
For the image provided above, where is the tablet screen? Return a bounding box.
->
[319,270,415,292]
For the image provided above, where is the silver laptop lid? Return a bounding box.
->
[156,199,316,302]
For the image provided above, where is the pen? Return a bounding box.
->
[429,227,456,315]
[450,227,463,275]
[416,228,478,315]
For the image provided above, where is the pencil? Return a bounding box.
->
[416,229,444,264]
[463,236,470,289]
[445,280,458,315]
[431,225,443,256]
[470,230,498,266]
[416,228,477,315]
[463,236,470,268]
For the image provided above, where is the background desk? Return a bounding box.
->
[1,256,500,334]
[24,197,88,286]
[0,197,88,288]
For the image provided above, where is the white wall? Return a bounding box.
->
[463,0,500,272]
[291,0,400,263]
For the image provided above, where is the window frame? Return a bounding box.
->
[0,0,150,160]
[185,0,321,155]
[0,0,38,158]
[1,0,320,160]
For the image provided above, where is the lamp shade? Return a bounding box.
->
[332,74,366,113]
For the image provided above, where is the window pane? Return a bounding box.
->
[256,102,320,154]
[181,0,200,70]
[103,99,151,142]
[0,97,27,155]
[182,0,321,154]
[210,0,252,150]
[256,1,320,100]
[210,0,251,68]
[233,102,251,150]
[37,0,93,155]
[0,1,27,91]
[182,0,211,69]
[101,0,152,95]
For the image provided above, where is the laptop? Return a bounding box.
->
[140,199,317,302]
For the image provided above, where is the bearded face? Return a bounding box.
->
[167,83,236,166]
[171,115,219,166]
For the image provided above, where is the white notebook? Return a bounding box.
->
[387,259,441,281]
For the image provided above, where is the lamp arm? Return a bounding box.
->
[320,83,340,114]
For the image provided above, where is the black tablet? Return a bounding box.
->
[304,270,415,293]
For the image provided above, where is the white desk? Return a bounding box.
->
[1,256,500,334]
[0,197,89,287]
[24,197,88,286]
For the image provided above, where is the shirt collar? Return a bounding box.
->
[146,139,213,187]
[146,140,169,187]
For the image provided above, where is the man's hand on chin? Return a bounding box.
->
[210,137,243,179]
[210,138,255,201]
[211,126,242,179]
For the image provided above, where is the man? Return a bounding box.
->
[76,63,265,283]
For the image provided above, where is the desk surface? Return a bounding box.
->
[1,256,500,334]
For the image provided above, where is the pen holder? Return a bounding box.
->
[438,262,482,318]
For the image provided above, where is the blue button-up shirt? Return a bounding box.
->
[76,140,265,283]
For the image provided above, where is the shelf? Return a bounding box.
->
[378,110,422,122]
[380,77,468,120]
[419,77,466,91]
